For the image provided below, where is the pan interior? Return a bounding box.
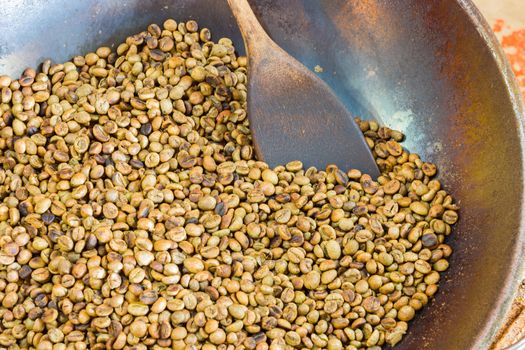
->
[1,1,524,349]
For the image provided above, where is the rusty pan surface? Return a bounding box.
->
[1,0,525,349]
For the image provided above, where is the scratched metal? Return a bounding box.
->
[1,1,524,349]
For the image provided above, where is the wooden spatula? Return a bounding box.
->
[227,0,380,178]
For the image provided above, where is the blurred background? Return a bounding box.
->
[475,0,525,99]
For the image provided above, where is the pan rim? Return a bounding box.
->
[457,0,525,348]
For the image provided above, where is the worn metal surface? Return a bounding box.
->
[1,0,524,349]
[227,0,379,177]
[471,2,525,346]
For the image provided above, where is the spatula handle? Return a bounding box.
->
[227,0,275,55]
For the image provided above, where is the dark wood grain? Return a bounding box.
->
[227,0,380,177]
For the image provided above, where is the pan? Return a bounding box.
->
[1,0,524,349]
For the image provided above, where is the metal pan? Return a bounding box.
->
[1,0,524,348]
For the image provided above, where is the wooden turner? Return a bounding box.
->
[227,0,380,178]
